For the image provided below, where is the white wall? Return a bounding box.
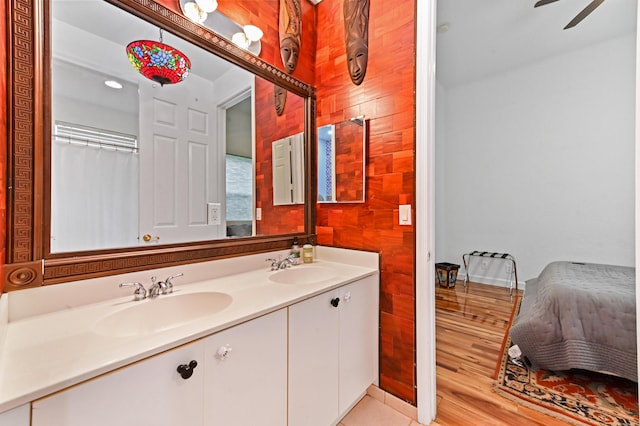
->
[436,34,636,285]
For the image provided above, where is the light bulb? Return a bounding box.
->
[195,0,218,13]
[232,32,250,50]
[243,25,263,42]
[184,2,207,23]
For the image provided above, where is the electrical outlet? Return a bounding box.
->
[256,207,262,221]
[207,203,221,225]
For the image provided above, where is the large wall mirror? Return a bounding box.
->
[5,0,316,289]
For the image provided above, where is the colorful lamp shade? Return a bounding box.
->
[126,40,191,86]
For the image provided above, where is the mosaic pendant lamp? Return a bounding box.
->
[126,30,190,86]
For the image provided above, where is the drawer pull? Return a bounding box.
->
[177,360,198,379]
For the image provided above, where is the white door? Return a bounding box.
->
[203,309,287,425]
[338,275,379,415]
[288,290,341,426]
[31,341,205,426]
[272,137,293,205]
[138,75,222,245]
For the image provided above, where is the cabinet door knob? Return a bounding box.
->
[217,344,233,360]
[177,360,198,379]
[330,297,340,308]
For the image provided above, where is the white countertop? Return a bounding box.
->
[0,247,379,413]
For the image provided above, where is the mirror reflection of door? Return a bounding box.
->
[225,96,255,238]
[138,75,222,245]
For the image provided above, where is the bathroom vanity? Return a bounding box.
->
[0,247,379,426]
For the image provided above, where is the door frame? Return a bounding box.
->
[216,86,256,236]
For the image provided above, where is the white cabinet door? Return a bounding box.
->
[0,403,30,426]
[338,274,379,415]
[288,277,380,426]
[288,288,341,426]
[32,341,205,426]
[203,309,287,426]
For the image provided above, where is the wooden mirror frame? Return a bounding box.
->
[4,0,317,290]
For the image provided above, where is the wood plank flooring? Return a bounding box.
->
[434,282,570,425]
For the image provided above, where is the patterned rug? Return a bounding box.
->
[494,298,638,426]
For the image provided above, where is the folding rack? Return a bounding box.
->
[461,251,519,295]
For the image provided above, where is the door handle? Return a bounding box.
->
[142,234,160,242]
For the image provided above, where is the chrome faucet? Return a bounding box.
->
[120,273,183,300]
[148,276,168,298]
[266,255,295,271]
[162,273,183,294]
[148,273,184,298]
[119,282,147,301]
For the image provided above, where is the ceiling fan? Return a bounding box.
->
[534,0,605,30]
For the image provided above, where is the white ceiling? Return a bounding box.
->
[436,0,637,88]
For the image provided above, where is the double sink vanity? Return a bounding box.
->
[0,246,379,426]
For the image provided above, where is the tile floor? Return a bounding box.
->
[339,395,429,426]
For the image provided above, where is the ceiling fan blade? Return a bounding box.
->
[534,0,560,7]
[564,0,605,29]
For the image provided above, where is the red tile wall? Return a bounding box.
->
[334,119,365,201]
[315,0,416,404]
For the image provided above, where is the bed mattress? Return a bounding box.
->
[509,261,637,382]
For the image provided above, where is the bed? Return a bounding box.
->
[509,261,637,382]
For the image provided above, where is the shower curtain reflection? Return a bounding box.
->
[50,142,139,252]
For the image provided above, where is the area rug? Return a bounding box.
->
[494,298,638,426]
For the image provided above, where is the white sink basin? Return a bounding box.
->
[94,292,233,337]
[269,266,337,285]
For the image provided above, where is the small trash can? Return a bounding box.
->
[435,262,459,288]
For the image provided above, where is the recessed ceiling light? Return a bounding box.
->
[104,80,123,89]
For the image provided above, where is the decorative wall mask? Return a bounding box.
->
[274,85,287,116]
[343,0,370,85]
[279,0,302,73]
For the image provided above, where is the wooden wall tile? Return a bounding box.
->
[315,0,416,404]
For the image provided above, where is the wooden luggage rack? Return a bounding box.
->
[462,251,519,295]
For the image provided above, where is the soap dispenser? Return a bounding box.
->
[302,240,313,263]
[291,237,301,265]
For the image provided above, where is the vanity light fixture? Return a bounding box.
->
[183,2,208,23]
[183,0,217,23]
[126,29,191,86]
[232,25,264,52]
[104,80,123,89]
[195,0,218,13]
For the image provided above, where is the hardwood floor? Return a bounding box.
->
[434,282,570,425]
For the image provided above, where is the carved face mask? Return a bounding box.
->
[274,85,287,116]
[280,37,300,74]
[343,0,370,86]
[279,0,302,74]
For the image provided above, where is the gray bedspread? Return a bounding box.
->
[510,261,637,382]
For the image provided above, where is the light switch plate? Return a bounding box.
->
[399,204,412,225]
[207,203,221,225]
